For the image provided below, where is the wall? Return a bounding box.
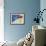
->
[4,0,40,42]
[40,0,46,27]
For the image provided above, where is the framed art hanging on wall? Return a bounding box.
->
[10,13,25,25]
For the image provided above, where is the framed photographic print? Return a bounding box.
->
[10,13,25,25]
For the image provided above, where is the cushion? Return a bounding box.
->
[17,37,25,46]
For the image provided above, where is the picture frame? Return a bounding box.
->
[10,13,25,25]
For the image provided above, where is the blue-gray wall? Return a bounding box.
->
[4,0,40,42]
[40,0,46,27]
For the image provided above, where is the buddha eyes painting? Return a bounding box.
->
[10,13,24,25]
